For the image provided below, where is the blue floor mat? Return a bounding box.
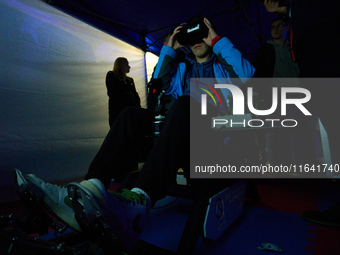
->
[195,206,312,255]
[140,197,312,255]
[140,196,192,252]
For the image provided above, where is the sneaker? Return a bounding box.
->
[13,169,81,232]
[68,179,151,253]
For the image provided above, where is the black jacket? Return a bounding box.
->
[106,71,141,126]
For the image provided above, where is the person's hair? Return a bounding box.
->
[113,57,128,81]
[270,17,286,27]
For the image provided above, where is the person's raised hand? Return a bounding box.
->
[166,26,184,50]
[264,0,287,15]
[202,18,218,47]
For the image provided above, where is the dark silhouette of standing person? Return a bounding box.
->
[106,57,141,127]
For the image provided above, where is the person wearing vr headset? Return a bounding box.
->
[154,17,254,100]
[13,16,255,252]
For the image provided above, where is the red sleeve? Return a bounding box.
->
[211,36,222,47]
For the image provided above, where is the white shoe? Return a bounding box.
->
[68,179,151,253]
[14,169,81,232]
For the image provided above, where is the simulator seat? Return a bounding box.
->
[119,172,249,254]
[2,82,261,254]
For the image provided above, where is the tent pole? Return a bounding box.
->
[140,32,147,52]
[239,0,261,47]
[256,0,263,46]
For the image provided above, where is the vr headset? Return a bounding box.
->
[176,17,209,46]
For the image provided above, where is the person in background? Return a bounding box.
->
[106,57,140,127]
[252,17,319,166]
[253,17,299,78]
[264,0,340,228]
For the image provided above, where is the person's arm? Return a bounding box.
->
[153,45,177,89]
[106,71,123,99]
[213,37,255,82]
[106,71,126,106]
[203,18,255,82]
[153,26,184,92]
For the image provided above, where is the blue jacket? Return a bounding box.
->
[153,37,255,103]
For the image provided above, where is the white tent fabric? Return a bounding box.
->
[0,0,158,203]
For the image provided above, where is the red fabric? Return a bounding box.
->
[290,26,296,62]
[253,179,320,214]
[312,226,340,255]
[211,36,222,47]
